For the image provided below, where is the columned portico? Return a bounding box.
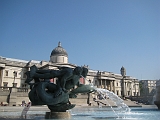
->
[104,79,107,89]
[98,79,115,92]
[0,68,3,87]
[0,64,5,87]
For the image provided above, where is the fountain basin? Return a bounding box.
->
[45,111,71,119]
[0,106,159,120]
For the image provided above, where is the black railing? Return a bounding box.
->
[0,87,29,92]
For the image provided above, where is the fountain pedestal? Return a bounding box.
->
[45,111,71,119]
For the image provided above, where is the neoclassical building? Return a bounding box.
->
[0,42,140,97]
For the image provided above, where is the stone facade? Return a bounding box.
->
[130,80,157,105]
[139,80,157,96]
[94,71,140,97]
[0,42,140,105]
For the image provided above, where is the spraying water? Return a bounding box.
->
[20,102,31,119]
[96,88,131,112]
[81,76,130,118]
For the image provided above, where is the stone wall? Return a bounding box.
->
[0,87,30,106]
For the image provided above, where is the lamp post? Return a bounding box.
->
[13,71,16,87]
[120,66,126,99]
[7,71,16,104]
[121,76,125,98]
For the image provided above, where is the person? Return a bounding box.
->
[1,102,3,106]
[21,100,26,106]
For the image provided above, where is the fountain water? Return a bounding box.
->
[82,76,130,118]
[96,88,130,112]
[20,102,31,119]
[95,88,131,118]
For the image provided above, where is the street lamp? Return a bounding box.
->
[13,71,16,87]
[7,71,16,104]
[120,66,126,99]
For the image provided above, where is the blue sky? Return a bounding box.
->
[0,0,160,80]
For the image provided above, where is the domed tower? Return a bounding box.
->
[120,66,126,76]
[50,42,68,63]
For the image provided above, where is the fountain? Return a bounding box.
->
[23,65,132,119]
[24,65,96,119]
[1,65,159,119]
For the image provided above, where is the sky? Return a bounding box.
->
[0,0,160,80]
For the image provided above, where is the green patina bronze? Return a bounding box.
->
[25,65,96,112]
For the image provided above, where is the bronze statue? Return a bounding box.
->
[25,65,96,112]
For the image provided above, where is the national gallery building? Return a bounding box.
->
[0,42,140,98]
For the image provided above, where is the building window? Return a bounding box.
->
[137,92,139,96]
[134,92,136,96]
[22,84,27,88]
[116,90,119,95]
[23,72,26,78]
[13,83,17,87]
[128,91,130,96]
[3,82,8,87]
[79,77,85,84]
[117,82,118,86]
[13,71,17,77]
[5,70,8,76]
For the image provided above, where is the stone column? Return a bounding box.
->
[104,79,107,89]
[135,82,137,96]
[113,81,116,93]
[137,83,140,96]
[98,79,101,88]
[0,69,2,86]
[110,81,112,91]
[130,82,132,96]
[121,77,125,98]
[125,82,127,96]
[98,79,100,88]
[101,79,102,88]
[129,82,131,96]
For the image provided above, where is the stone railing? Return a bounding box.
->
[0,87,29,93]
[17,88,29,92]
[0,86,11,92]
[130,96,154,105]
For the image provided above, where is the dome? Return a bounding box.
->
[50,42,68,57]
[50,42,68,63]
[120,66,126,76]
[121,66,125,70]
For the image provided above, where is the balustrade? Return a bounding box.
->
[0,87,29,92]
